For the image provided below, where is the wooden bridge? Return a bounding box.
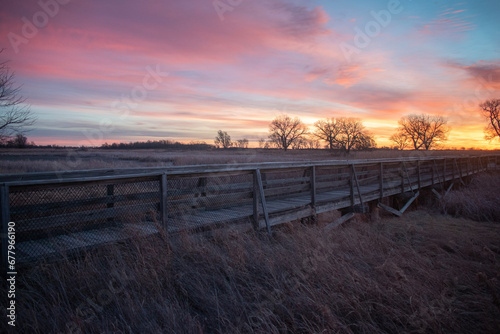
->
[1,154,499,268]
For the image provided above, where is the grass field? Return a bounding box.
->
[0,173,499,333]
[0,150,499,333]
[1,148,496,173]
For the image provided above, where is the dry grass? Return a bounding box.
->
[1,208,499,333]
[441,172,500,222]
[1,148,495,173]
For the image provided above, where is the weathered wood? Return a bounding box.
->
[351,165,364,208]
[417,160,421,190]
[324,212,355,231]
[400,191,419,214]
[310,166,316,207]
[379,162,384,200]
[444,183,454,197]
[378,202,403,217]
[16,202,158,233]
[255,169,271,235]
[10,191,160,215]
[432,188,442,199]
[252,172,259,228]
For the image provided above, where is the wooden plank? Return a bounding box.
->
[432,188,442,199]
[10,191,160,215]
[351,165,364,208]
[310,166,316,207]
[378,202,403,217]
[444,183,454,197]
[324,212,355,231]
[400,191,420,214]
[17,202,158,233]
[256,169,271,235]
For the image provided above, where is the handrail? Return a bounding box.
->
[1,155,498,186]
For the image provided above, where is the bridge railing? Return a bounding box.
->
[0,154,498,267]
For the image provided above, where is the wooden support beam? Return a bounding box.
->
[378,202,403,217]
[432,188,442,199]
[255,169,271,235]
[324,212,355,231]
[444,183,454,197]
[400,191,419,214]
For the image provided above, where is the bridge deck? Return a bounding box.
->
[1,155,497,266]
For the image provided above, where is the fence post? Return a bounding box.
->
[349,166,355,208]
[252,170,259,229]
[160,173,168,231]
[1,184,10,276]
[417,160,421,190]
[255,169,271,235]
[379,162,384,200]
[400,162,405,194]
[443,159,447,182]
[310,166,316,207]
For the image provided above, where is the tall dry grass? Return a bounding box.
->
[1,209,499,333]
[440,172,500,222]
[1,148,496,173]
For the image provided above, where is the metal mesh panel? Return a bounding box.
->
[167,172,254,232]
[9,177,161,260]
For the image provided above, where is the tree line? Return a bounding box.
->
[216,113,454,153]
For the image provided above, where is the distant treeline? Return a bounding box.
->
[100,140,214,150]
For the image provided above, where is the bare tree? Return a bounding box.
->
[480,98,500,141]
[268,114,307,151]
[314,117,375,153]
[7,133,28,148]
[214,130,232,148]
[389,132,409,150]
[0,50,35,142]
[313,118,342,150]
[236,138,249,148]
[393,114,449,150]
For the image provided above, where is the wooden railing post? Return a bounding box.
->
[400,162,405,194]
[349,166,355,208]
[443,159,447,182]
[255,169,271,235]
[417,160,421,190]
[1,184,10,276]
[310,166,316,207]
[160,173,168,231]
[252,170,259,228]
[379,162,384,200]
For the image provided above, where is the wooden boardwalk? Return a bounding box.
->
[1,155,498,267]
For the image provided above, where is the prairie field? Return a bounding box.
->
[0,149,499,333]
[0,148,496,174]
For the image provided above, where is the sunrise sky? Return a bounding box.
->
[1,0,499,148]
